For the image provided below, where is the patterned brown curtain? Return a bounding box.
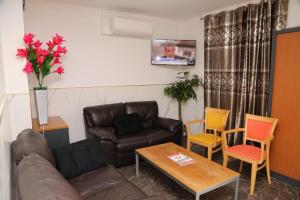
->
[204,0,289,145]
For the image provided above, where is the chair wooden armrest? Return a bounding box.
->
[222,128,245,149]
[247,136,273,145]
[223,128,245,136]
[248,139,270,163]
[185,120,205,137]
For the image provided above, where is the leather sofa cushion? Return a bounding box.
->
[141,128,174,146]
[84,103,125,127]
[69,165,125,198]
[113,113,142,135]
[18,153,83,200]
[14,129,55,166]
[117,134,148,153]
[53,138,106,179]
[85,181,147,200]
[125,101,158,128]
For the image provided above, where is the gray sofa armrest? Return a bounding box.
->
[87,127,118,144]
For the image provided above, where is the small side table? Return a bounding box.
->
[32,116,70,150]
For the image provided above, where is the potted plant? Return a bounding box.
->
[164,71,203,121]
[17,33,67,125]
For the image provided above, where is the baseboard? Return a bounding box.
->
[271,171,300,188]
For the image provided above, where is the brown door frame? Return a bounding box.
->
[267,26,300,187]
[267,26,300,116]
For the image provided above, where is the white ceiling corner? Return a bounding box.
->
[37,0,251,20]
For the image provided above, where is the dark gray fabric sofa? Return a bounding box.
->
[11,129,166,200]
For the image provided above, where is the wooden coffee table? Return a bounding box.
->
[135,143,240,200]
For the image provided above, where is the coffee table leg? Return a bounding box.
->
[234,176,240,200]
[135,153,139,177]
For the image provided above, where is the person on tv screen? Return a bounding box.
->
[161,43,185,60]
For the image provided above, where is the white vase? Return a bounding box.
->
[34,89,48,125]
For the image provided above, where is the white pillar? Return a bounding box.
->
[0,0,32,139]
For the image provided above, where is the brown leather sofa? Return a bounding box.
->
[11,129,166,200]
[83,101,183,167]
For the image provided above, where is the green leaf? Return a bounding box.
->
[163,71,203,103]
[41,54,53,78]
[28,47,36,63]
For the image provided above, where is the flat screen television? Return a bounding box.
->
[151,39,196,66]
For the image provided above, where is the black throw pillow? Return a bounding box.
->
[113,113,142,135]
[52,138,106,179]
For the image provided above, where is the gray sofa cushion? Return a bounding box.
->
[69,165,125,198]
[85,182,147,200]
[14,129,55,165]
[18,153,83,200]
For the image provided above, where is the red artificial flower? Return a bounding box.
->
[18,33,67,87]
[23,33,34,46]
[23,62,33,74]
[46,41,55,49]
[38,49,49,57]
[51,57,61,66]
[54,66,64,75]
[57,46,67,54]
[37,56,45,65]
[52,50,61,58]
[16,48,28,58]
[33,40,42,49]
[52,33,65,45]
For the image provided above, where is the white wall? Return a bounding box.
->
[287,0,300,28]
[24,0,205,142]
[25,0,200,88]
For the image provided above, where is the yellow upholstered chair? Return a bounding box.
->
[185,107,230,160]
[222,114,278,195]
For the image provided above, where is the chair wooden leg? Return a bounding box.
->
[207,146,212,160]
[223,154,229,167]
[239,161,243,173]
[266,159,271,184]
[250,164,258,195]
[187,140,191,150]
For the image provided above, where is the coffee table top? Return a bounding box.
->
[136,142,239,193]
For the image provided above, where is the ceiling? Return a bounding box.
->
[40,0,251,20]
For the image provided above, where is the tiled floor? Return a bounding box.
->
[118,148,299,200]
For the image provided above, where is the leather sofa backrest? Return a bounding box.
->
[14,129,56,166]
[18,153,83,200]
[84,103,125,127]
[125,101,158,128]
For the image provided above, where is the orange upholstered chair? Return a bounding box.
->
[185,107,230,160]
[222,114,278,195]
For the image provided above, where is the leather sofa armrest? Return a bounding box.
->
[87,127,118,144]
[153,117,182,133]
[153,117,183,145]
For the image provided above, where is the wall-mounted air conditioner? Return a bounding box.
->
[102,10,154,38]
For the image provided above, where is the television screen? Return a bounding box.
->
[151,39,196,66]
